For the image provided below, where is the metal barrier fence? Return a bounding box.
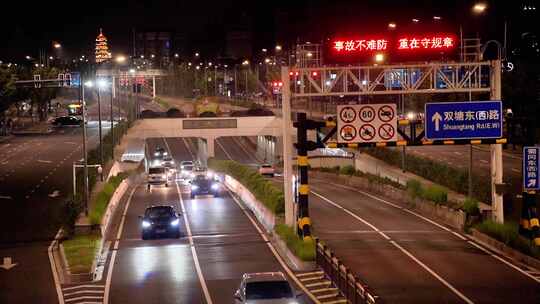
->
[315,239,379,304]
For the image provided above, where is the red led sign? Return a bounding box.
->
[331,34,456,55]
[397,36,455,50]
[333,39,388,52]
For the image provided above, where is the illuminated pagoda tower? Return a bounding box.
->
[95,28,112,63]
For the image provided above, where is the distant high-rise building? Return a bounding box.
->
[95,28,112,63]
[134,30,183,67]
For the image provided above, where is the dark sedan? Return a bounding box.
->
[52,116,82,127]
[190,175,221,199]
[140,205,182,239]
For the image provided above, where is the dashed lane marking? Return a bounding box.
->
[312,191,475,304]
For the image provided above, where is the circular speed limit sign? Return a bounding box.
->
[358,106,376,123]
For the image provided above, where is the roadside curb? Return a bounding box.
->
[470,229,540,270]
[0,135,13,143]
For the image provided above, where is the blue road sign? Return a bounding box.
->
[70,72,80,87]
[524,147,540,190]
[424,101,503,140]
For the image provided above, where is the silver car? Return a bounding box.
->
[234,272,301,304]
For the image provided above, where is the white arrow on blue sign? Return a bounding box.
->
[523,147,540,191]
[424,101,503,140]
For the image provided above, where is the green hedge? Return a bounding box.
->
[88,174,127,225]
[275,224,315,261]
[208,159,284,214]
[475,220,540,259]
[62,233,101,274]
[406,179,448,204]
[462,198,480,216]
[364,148,491,203]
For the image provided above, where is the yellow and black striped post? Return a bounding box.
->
[519,191,532,238]
[296,113,312,241]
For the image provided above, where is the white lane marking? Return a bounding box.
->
[64,296,103,303]
[62,285,105,291]
[453,152,463,156]
[175,182,213,304]
[0,195,13,200]
[314,181,467,241]
[480,160,489,164]
[215,139,234,161]
[48,229,64,304]
[64,141,77,145]
[182,138,195,160]
[466,241,540,284]
[37,159,53,164]
[227,191,321,304]
[232,137,259,163]
[311,191,474,304]
[103,186,137,304]
[512,168,520,173]
[63,290,104,297]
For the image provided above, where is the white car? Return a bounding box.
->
[234,272,301,304]
[258,164,275,177]
[180,161,194,179]
[147,166,169,187]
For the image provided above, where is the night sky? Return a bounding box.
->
[0,0,534,61]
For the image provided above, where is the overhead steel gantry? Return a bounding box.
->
[280,61,504,237]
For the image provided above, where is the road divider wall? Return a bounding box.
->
[99,177,129,236]
[224,174,276,231]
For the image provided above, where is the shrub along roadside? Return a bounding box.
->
[275,224,315,261]
[364,148,491,203]
[475,220,540,259]
[88,173,128,225]
[208,158,284,214]
[62,233,101,274]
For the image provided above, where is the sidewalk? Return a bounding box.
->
[354,152,492,212]
[11,121,53,135]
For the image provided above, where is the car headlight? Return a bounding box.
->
[191,185,199,190]
[161,174,166,179]
[142,220,151,228]
[163,152,168,156]
[154,152,159,156]
[170,219,180,226]
[211,183,219,190]
[206,172,213,178]
[171,161,175,165]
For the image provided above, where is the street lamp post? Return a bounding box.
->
[110,80,114,160]
[81,77,90,215]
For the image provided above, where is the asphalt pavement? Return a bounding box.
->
[215,136,540,303]
[104,137,312,304]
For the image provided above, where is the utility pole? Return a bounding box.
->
[110,81,114,160]
[490,60,504,223]
[281,67,294,228]
[97,85,104,174]
[81,74,89,215]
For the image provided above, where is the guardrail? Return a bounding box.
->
[315,239,379,304]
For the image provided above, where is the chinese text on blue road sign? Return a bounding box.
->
[424,101,503,140]
[523,147,540,190]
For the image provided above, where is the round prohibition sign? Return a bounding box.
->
[378,105,395,122]
[378,123,395,140]
[358,105,376,123]
[339,106,357,123]
[359,124,376,141]
[339,125,357,141]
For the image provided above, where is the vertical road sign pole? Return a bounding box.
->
[490,60,504,223]
[281,67,295,228]
[296,113,312,240]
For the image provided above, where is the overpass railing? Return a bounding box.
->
[316,239,380,304]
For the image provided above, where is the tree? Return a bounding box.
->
[0,66,17,116]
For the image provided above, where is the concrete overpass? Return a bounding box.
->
[126,116,283,158]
